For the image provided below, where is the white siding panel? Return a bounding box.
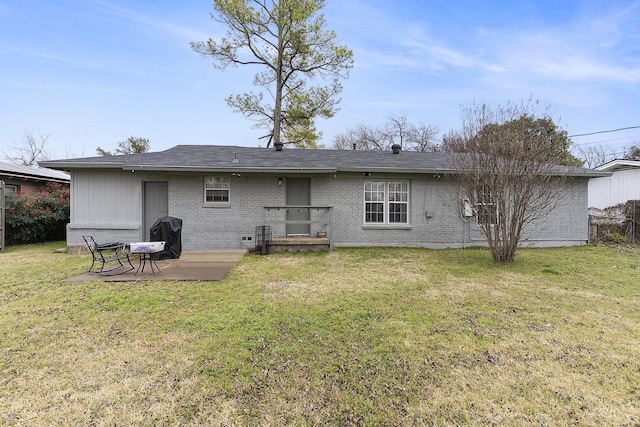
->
[67,169,169,247]
[71,169,141,225]
[588,169,640,209]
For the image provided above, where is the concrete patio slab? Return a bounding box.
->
[64,250,246,282]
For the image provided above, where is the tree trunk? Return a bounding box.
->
[271,5,285,148]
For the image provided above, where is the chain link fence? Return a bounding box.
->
[589,200,640,244]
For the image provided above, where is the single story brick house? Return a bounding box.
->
[41,144,608,252]
[1,161,70,195]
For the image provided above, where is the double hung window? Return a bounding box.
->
[476,184,496,225]
[364,181,409,224]
[204,176,230,203]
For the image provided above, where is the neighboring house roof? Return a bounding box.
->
[0,161,70,183]
[40,145,609,177]
[595,159,640,172]
[589,159,640,209]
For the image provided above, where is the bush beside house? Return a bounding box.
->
[4,183,70,245]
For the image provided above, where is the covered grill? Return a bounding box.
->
[150,216,183,259]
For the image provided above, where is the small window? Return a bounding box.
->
[476,184,496,225]
[364,181,409,225]
[4,185,18,195]
[204,176,230,203]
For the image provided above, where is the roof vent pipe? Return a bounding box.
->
[274,141,284,151]
[391,143,401,154]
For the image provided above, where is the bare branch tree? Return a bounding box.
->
[448,99,580,263]
[332,124,387,150]
[332,114,439,151]
[385,115,410,149]
[575,143,629,168]
[405,122,439,152]
[3,131,51,166]
[576,145,608,168]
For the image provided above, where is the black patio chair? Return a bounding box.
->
[82,235,134,276]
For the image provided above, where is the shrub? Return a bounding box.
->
[603,232,628,245]
[4,183,70,245]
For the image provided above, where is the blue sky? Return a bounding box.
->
[1,0,639,162]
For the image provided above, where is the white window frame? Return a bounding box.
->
[476,184,496,225]
[364,180,409,225]
[4,184,18,194]
[204,176,230,205]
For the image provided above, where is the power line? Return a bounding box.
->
[572,134,640,147]
[569,125,640,138]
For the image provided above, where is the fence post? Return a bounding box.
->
[634,201,638,244]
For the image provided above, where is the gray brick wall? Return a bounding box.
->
[68,170,590,252]
[170,174,286,250]
[313,173,588,249]
[316,174,469,248]
[518,179,589,246]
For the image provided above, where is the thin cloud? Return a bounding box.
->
[13,80,129,95]
[404,35,505,73]
[337,10,500,75]
[533,55,640,83]
[91,0,211,43]
[344,1,640,86]
[15,51,106,69]
[481,4,640,84]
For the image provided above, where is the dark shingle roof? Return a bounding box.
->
[40,145,608,177]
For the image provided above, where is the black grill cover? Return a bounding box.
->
[150,216,182,259]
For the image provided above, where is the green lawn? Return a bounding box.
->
[1,242,640,426]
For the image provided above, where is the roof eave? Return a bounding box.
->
[39,161,125,170]
[571,171,612,178]
[0,172,70,183]
[596,159,640,171]
[127,165,338,174]
[337,166,456,174]
[38,160,611,178]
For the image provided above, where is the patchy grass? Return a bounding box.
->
[1,242,640,425]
